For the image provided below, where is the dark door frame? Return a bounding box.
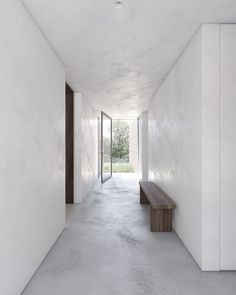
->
[66,83,74,203]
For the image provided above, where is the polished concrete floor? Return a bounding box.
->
[23,174,236,295]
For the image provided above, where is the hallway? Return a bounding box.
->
[23,174,236,295]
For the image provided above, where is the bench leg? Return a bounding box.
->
[150,208,172,232]
[140,187,150,205]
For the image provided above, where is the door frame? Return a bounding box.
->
[65,83,74,203]
[101,111,112,183]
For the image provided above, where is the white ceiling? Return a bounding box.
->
[22,0,236,118]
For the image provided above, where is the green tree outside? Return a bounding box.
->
[112,120,129,162]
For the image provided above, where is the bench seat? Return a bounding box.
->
[139,181,176,232]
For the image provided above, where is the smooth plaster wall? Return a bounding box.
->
[74,93,98,203]
[138,112,149,181]
[220,25,236,270]
[148,25,220,270]
[201,25,220,271]
[129,120,139,174]
[0,1,65,294]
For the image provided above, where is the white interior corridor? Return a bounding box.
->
[2,1,236,294]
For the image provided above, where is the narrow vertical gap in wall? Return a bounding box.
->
[66,83,74,203]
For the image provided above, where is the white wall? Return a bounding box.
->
[149,28,203,268]
[74,93,98,203]
[201,25,220,271]
[220,25,236,270]
[138,112,149,181]
[129,120,139,173]
[148,25,221,270]
[0,1,65,294]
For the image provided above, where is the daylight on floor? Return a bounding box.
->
[1,1,236,295]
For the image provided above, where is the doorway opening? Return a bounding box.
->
[65,83,74,203]
[112,119,138,174]
[100,113,139,183]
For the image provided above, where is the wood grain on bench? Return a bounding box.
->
[139,181,176,232]
[140,181,176,209]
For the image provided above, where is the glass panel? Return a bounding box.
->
[101,112,112,183]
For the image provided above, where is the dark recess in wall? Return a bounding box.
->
[66,83,74,203]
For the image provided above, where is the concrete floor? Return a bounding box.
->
[23,174,236,295]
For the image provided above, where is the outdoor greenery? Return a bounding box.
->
[112,120,129,162]
[103,120,134,173]
[104,162,134,173]
[112,120,134,173]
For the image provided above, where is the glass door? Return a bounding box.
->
[101,111,112,183]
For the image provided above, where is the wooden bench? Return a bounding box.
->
[139,181,176,232]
